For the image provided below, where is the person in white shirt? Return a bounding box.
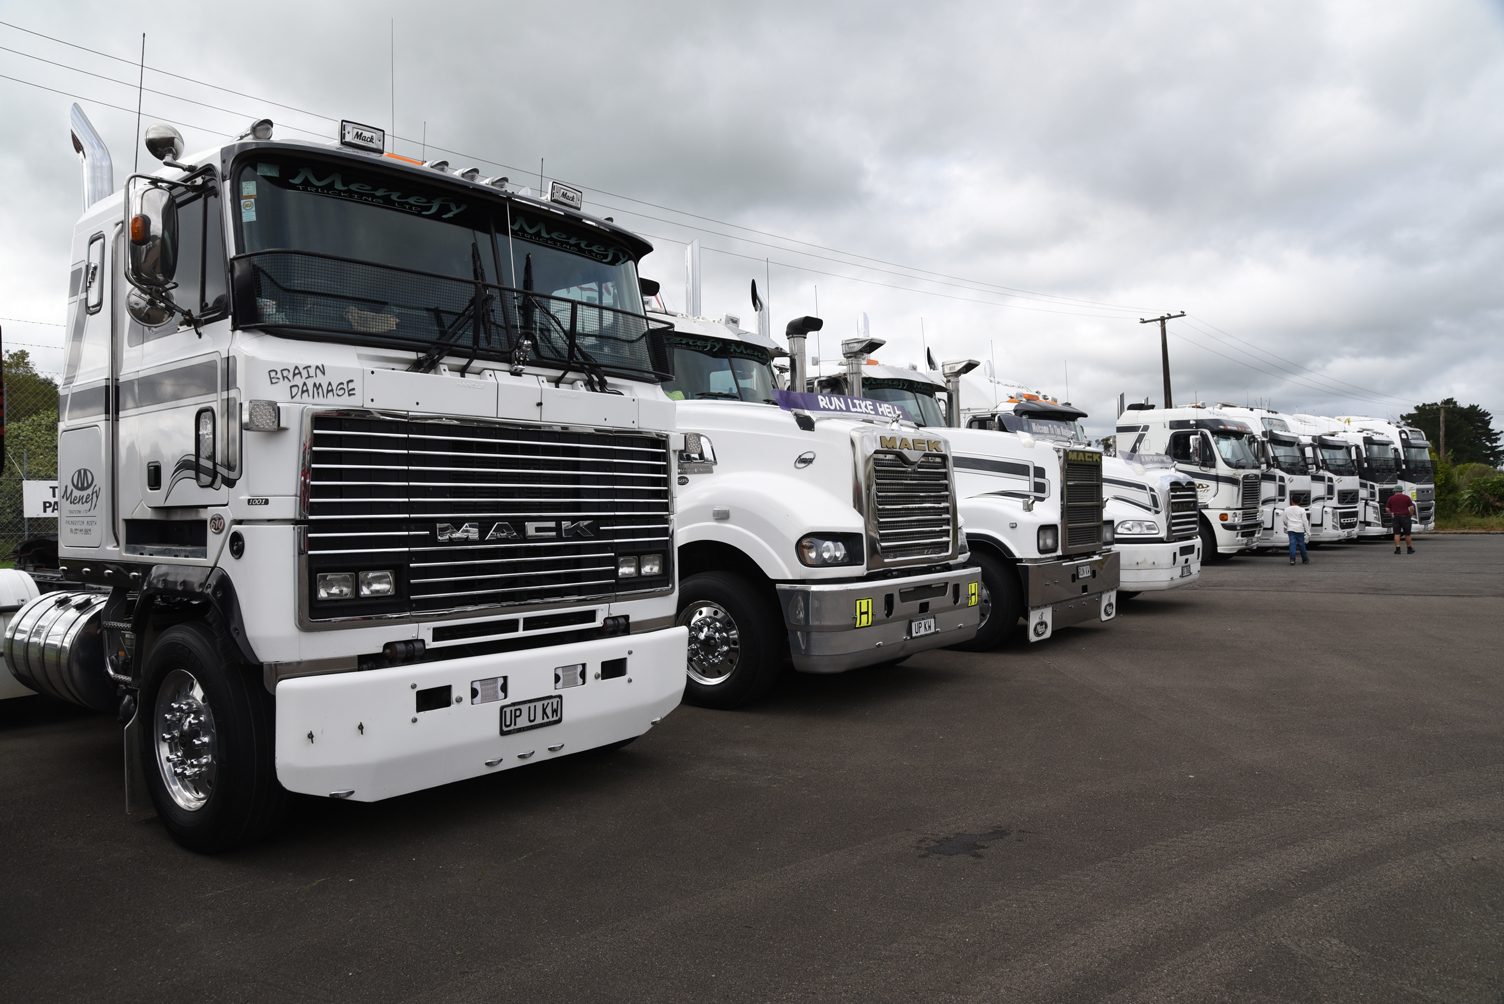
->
[1282,500,1311,565]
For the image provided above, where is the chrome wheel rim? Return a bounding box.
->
[153,668,218,812]
[976,579,993,630]
[680,602,741,686]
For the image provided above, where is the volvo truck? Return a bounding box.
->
[1319,420,1401,538]
[1285,414,1362,544]
[1211,407,1314,552]
[817,353,1119,649]
[1333,416,1436,532]
[0,107,687,851]
[1115,404,1262,560]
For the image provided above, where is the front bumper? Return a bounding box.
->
[1021,549,1121,641]
[776,566,981,673]
[273,627,687,801]
[1117,538,1200,591]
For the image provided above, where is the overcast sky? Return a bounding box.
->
[2,0,1501,439]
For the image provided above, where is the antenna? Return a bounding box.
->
[389,19,395,152]
[539,157,544,193]
[132,34,145,173]
[1064,360,1070,403]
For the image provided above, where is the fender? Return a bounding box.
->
[957,493,1059,562]
[132,564,259,669]
[676,470,863,582]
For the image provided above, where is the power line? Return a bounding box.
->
[0,20,1154,315]
[0,317,64,327]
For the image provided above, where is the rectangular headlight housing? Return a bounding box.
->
[639,553,664,576]
[617,556,639,577]
[1037,526,1059,554]
[316,572,354,600]
[358,570,395,598]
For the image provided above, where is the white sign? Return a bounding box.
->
[340,119,385,154]
[23,480,59,518]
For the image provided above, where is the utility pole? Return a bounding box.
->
[1140,312,1185,408]
[1439,403,1446,460]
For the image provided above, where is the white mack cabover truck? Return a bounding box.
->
[645,302,980,708]
[1115,404,1262,560]
[0,107,687,851]
[1333,416,1436,533]
[961,392,1201,597]
[1211,406,1316,552]
[817,351,1119,649]
[1316,419,1401,538]
[1284,414,1362,545]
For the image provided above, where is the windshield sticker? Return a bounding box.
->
[256,162,280,177]
[775,390,910,420]
[241,198,257,223]
[241,180,257,198]
[279,165,469,220]
[511,213,630,265]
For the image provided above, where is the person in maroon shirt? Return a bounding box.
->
[1386,490,1418,554]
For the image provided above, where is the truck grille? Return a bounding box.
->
[868,451,956,565]
[304,414,672,618]
[1338,509,1359,529]
[1240,474,1260,525]
[1337,489,1358,505]
[1063,454,1104,554]
[1168,482,1199,541]
[1378,487,1398,528]
[1289,490,1311,507]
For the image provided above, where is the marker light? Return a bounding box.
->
[238,118,274,141]
[458,167,481,182]
[424,159,451,173]
[245,399,282,432]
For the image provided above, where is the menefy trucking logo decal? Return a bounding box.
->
[61,467,101,513]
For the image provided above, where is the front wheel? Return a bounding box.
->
[676,571,784,709]
[138,622,287,852]
[952,551,1023,651]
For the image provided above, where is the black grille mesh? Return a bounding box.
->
[1064,458,1104,553]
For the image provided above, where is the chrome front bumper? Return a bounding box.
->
[1021,549,1121,641]
[777,566,982,674]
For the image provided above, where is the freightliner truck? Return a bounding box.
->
[1333,416,1436,532]
[0,107,687,850]
[958,389,1201,598]
[647,297,980,707]
[1115,404,1262,560]
[816,349,1119,649]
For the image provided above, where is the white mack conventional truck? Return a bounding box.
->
[816,350,1119,649]
[0,106,688,851]
[646,291,980,708]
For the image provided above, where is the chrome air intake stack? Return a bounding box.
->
[69,103,114,210]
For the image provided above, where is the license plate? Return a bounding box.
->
[1073,565,1095,582]
[1180,563,1193,578]
[910,616,937,638]
[500,695,563,735]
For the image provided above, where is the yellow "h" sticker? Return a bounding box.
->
[968,581,980,607]
[855,597,873,628]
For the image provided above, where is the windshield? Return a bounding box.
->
[1364,442,1397,477]
[1268,438,1308,475]
[1402,446,1434,480]
[662,334,778,404]
[232,152,662,379]
[1212,431,1261,469]
[1319,443,1357,475]
[861,383,944,427]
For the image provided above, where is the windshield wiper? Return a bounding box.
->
[694,391,741,400]
[410,242,490,375]
[514,253,610,393]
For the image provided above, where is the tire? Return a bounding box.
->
[138,622,288,853]
[1199,520,1230,563]
[952,550,1023,651]
[1117,590,1142,601]
[676,571,785,709]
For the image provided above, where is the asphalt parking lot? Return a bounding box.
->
[3,535,1502,1002]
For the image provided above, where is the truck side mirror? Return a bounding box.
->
[125,179,180,288]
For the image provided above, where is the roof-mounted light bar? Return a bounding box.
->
[340,120,384,153]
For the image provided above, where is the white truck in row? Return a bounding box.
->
[2,109,694,850]
[815,354,1121,647]
[1115,404,1263,560]
[1333,416,1436,533]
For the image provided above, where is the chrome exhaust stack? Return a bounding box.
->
[784,315,824,393]
[69,103,114,211]
[942,359,981,428]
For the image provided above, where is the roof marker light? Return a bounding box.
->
[424,159,451,173]
[482,175,510,189]
[458,167,481,182]
[238,118,274,141]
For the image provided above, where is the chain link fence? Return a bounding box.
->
[2,351,61,564]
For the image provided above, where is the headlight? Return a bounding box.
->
[358,570,395,598]
[617,556,639,577]
[797,533,864,567]
[1037,526,1059,553]
[1114,519,1159,536]
[1102,520,1115,545]
[316,572,354,600]
[639,553,664,576]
